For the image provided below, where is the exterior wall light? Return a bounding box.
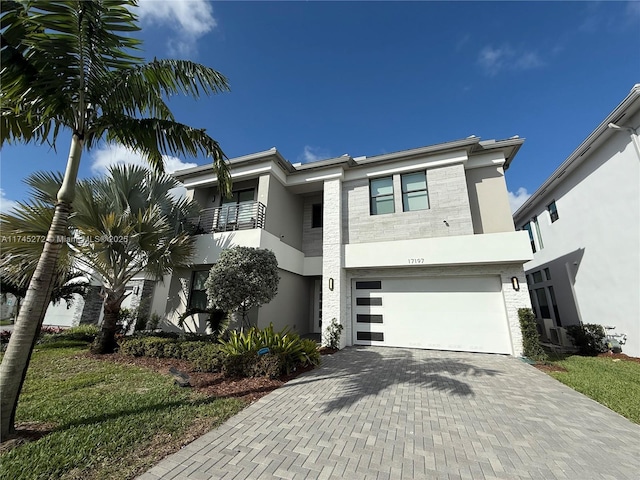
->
[511,276,520,291]
[329,278,334,291]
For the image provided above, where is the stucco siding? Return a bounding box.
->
[466,166,515,234]
[302,194,323,257]
[518,110,640,357]
[263,174,304,250]
[257,269,311,334]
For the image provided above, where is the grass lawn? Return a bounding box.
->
[0,344,246,480]
[547,355,640,424]
[0,319,14,326]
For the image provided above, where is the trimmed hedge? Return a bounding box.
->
[118,336,225,372]
[518,308,546,361]
[566,324,607,356]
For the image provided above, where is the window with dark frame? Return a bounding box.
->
[369,177,394,215]
[547,201,559,222]
[523,223,536,253]
[401,171,429,211]
[188,270,209,309]
[311,203,323,228]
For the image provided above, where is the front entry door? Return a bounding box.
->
[313,278,323,334]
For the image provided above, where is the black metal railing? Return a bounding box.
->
[188,201,266,233]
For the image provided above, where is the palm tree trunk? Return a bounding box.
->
[93,293,124,354]
[0,202,72,439]
[0,135,83,440]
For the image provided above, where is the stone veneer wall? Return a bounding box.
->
[79,286,104,325]
[342,163,474,244]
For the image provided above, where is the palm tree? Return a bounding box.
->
[0,0,232,439]
[3,166,200,353]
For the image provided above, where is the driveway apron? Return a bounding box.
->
[138,347,640,480]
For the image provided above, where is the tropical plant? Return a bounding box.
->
[205,247,280,328]
[0,0,232,439]
[2,166,202,354]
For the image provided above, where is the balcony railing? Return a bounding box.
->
[189,201,266,234]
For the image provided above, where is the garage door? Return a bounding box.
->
[352,276,512,354]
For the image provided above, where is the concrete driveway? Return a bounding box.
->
[139,347,640,480]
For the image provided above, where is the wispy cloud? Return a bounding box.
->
[508,187,532,213]
[477,44,544,76]
[0,189,18,214]
[90,143,197,175]
[299,145,331,164]
[136,0,217,57]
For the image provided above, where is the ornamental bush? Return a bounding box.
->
[566,324,607,356]
[518,308,547,361]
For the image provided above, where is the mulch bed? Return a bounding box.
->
[84,352,316,403]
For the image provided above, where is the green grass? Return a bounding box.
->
[0,344,245,480]
[0,319,14,326]
[548,355,640,424]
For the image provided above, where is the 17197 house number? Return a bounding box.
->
[408,258,425,264]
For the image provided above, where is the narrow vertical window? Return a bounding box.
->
[312,204,323,228]
[523,223,536,253]
[547,201,559,223]
[370,177,394,215]
[189,270,209,309]
[533,216,543,249]
[401,172,429,211]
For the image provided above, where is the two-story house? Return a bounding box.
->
[513,84,640,357]
[148,136,533,356]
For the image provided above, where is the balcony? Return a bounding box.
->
[189,201,266,234]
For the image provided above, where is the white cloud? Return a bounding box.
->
[508,187,532,213]
[0,189,18,214]
[90,143,198,175]
[299,145,331,164]
[137,0,217,56]
[478,45,544,76]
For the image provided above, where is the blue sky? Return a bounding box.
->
[1,0,639,213]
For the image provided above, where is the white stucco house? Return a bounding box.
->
[143,135,533,356]
[513,84,640,357]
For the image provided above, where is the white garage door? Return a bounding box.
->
[352,276,512,354]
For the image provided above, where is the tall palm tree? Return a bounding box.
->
[0,0,232,439]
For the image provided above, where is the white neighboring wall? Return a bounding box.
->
[515,85,640,357]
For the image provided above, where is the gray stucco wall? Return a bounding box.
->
[466,166,515,234]
[257,269,311,335]
[262,174,304,250]
[343,163,474,244]
[302,194,323,256]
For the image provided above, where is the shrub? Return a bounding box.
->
[118,336,225,372]
[566,324,607,356]
[323,318,343,350]
[147,312,161,330]
[223,352,258,377]
[40,324,100,344]
[220,324,320,377]
[518,308,546,361]
[118,337,147,356]
[182,343,225,372]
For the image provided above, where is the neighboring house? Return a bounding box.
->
[149,135,533,356]
[513,84,640,357]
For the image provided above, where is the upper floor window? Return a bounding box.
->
[189,270,209,310]
[523,222,536,253]
[370,177,395,215]
[401,172,429,212]
[312,204,323,228]
[547,201,559,223]
[533,216,543,249]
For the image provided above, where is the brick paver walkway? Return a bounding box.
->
[139,347,640,479]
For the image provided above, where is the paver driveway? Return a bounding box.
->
[139,347,640,480]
